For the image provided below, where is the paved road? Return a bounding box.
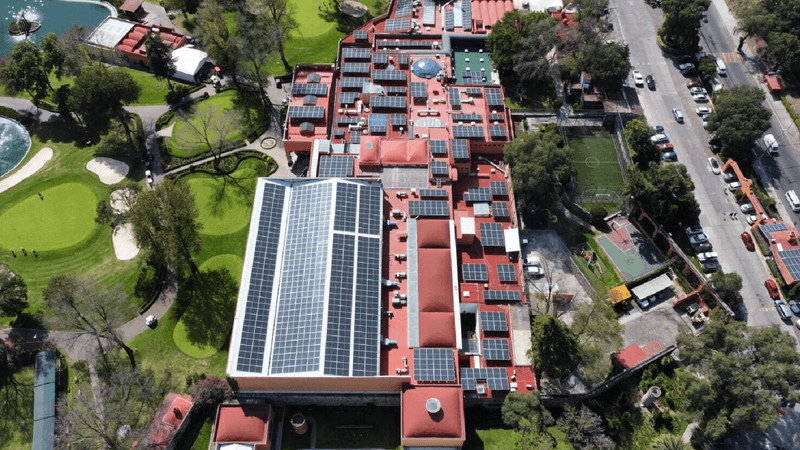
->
[612,0,799,341]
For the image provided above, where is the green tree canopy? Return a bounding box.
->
[530,314,581,379]
[247,0,298,73]
[485,10,552,84]
[556,404,614,450]
[144,32,176,88]
[1,41,51,102]
[504,129,575,213]
[659,0,711,52]
[0,273,28,319]
[625,163,700,228]
[624,118,658,169]
[697,55,717,83]
[706,85,771,162]
[708,271,743,310]
[570,296,624,384]
[677,309,800,439]
[578,41,632,88]
[194,0,237,71]
[501,392,554,433]
[68,65,140,126]
[766,31,800,72]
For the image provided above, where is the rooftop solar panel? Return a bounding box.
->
[342,47,371,60]
[323,233,355,375]
[760,223,788,240]
[449,88,462,109]
[452,125,484,139]
[287,106,325,119]
[385,18,411,31]
[353,235,381,375]
[490,125,507,139]
[463,263,489,282]
[350,129,361,144]
[410,82,428,99]
[431,160,449,177]
[398,54,409,66]
[358,184,383,235]
[413,348,456,382]
[444,9,454,31]
[391,113,407,126]
[486,88,503,106]
[386,86,407,95]
[490,181,508,196]
[372,70,407,82]
[480,311,508,332]
[492,202,510,218]
[423,0,436,25]
[338,91,359,105]
[462,339,479,354]
[429,140,448,156]
[466,87,482,95]
[497,264,517,282]
[396,0,412,17]
[377,39,433,48]
[453,113,483,122]
[372,52,388,65]
[461,70,483,84]
[292,83,328,96]
[461,367,510,391]
[354,30,368,41]
[340,77,369,89]
[779,249,800,280]
[369,113,387,134]
[419,189,449,198]
[451,139,469,161]
[337,117,359,126]
[464,187,491,203]
[462,0,472,31]
[409,200,449,217]
[480,222,505,247]
[332,128,345,137]
[319,156,354,177]
[482,339,511,361]
[370,96,407,109]
[342,62,371,74]
[484,290,521,301]
[487,113,505,122]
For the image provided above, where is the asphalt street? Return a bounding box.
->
[611,0,799,341]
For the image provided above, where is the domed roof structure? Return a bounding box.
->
[412,58,440,79]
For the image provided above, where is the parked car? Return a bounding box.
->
[638,295,652,308]
[775,298,791,320]
[693,242,713,252]
[693,93,709,102]
[747,213,767,225]
[686,79,702,88]
[653,125,665,133]
[702,260,721,273]
[657,142,675,152]
[689,233,709,244]
[740,203,755,213]
[686,225,704,235]
[646,74,656,90]
[690,86,708,95]
[709,136,722,152]
[790,303,800,315]
[679,62,696,73]
[696,106,712,116]
[650,133,670,144]
[701,11,708,22]
[723,171,737,182]
[702,118,709,128]
[633,70,644,86]
[764,134,779,154]
[765,278,781,299]
[698,251,718,262]
[728,181,742,191]
[741,232,755,251]
[661,152,678,161]
[673,108,684,122]
[708,157,721,174]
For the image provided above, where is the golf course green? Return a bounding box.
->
[199,253,244,282]
[188,169,256,236]
[0,182,98,251]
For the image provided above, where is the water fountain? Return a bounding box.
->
[0,117,32,179]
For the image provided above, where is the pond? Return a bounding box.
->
[2,0,113,57]
[0,117,32,179]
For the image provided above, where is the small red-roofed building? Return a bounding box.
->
[756,220,800,286]
[119,0,144,17]
[137,393,192,450]
[614,341,665,370]
[401,386,465,448]
[212,404,274,450]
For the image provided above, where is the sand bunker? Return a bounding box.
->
[0,148,53,195]
[110,188,136,214]
[86,157,129,185]
[113,223,139,261]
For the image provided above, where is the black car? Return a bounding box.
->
[646,74,656,90]
[702,260,721,273]
[708,136,722,152]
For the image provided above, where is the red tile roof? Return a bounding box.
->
[615,340,665,369]
[418,248,454,313]
[119,0,143,13]
[419,312,457,347]
[417,219,451,248]
[214,404,271,449]
[379,140,429,165]
[402,386,465,445]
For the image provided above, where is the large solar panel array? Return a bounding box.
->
[354,30,368,41]
[236,183,286,373]
[480,311,508,332]
[419,189,449,198]
[779,249,800,280]
[319,156,354,177]
[429,140,448,156]
[486,88,503,106]
[490,125,507,139]
[396,0,412,17]
[480,222,505,247]
[409,200,449,217]
[342,63,371,74]
[490,181,508,196]
[324,232,355,375]
[377,39,433,48]
[451,139,469,160]
[462,0,472,30]
[339,91,359,105]
[342,47,371,59]
[287,106,325,119]
[461,368,510,391]
[423,0,436,25]
[337,117,359,126]
[464,187,491,202]
[453,113,483,122]
[444,9,455,30]
[461,70,483,84]
[391,114,407,126]
[413,348,456,382]
[453,126,485,139]
[372,70,407,82]
[492,202,510,218]
[466,87,483,95]
[372,52,388,65]
[385,18,411,31]
[371,96,407,109]
[463,263,489,282]
[484,290,521,301]
[369,114,387,133]
[292,83,328,96]
[340,77,369,89]
[497,264,517,282]
[386,86,407,95]
[449,88,462,109]
[411,82,427,99]
[482,339,511,361]
[352,235,381,375]
[431,160,449,177]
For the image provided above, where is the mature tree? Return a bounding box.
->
[530,314,581,379]
[129,178,203,275]
[192,376,233,413]
[39,33,65,80]
[625,163,700,227]
[708,271,743,310]
[68,66,140,126]
[232,13,278,127]
[659,0,711,52]
[176,103,239,169]
[502,392,554,433]
[529,250,569,316]
[570,296,624,384]
[677,309,800,439]
[504,129,575,213]
[706,85,771,162]
[737,5,779,52]
[649,434,692,450]
[512,19,560,89]
[94,119,142,159]
[174,268,238,347]
[1,41,51,102]
[247,0,297,73]
[556,404,614,450]
[697,55,717,82]
[578,41,631,88]
[144,33,176,89]
[766,31,800,72]
[624,118,658,169]
[0,338,35,446]
[56,25,92,77]
[486,10,553,84]
[194,1,237,71]
[56,364,172,450]
[0,273,28,319]
[43,275,137,368]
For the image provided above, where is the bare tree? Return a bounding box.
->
[43,275,137,369]
[246,0,297,73]
[0,339,33,446]
[233,12,280,130]
[528,250,568,316]
[176,103,238,170]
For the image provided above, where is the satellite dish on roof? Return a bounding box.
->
[426,397,442,414]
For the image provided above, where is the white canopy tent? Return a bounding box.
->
[171,46,209,83]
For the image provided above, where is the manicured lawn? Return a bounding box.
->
[188,169,255,235]
[173,319,219,358]
[571,231,624,293]
[167,91,245,158]
[472,429,517,450]
[0,182,97,251]
[199,254,244,282]
[3,366,34,450]
[191,418,214,450]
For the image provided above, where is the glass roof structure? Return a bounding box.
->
[411,57,441,79]
[228,178,384,378]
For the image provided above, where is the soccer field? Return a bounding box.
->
[568,128,625,196]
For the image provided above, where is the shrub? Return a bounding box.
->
[589,206,608,227]
[192,376,233,411]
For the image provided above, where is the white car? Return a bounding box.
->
[764,134,779,154]
[708,157,721,174]
[702,119,709,128]
[747,213,767,225]
[690,86,707,95]
[650,133,670,144]
[696,106,712,115]
[673,108,684,122]
[740,203,755,213]
[698,252,718,262]
[693,93,709,102]
[633,70,644,86]
[728,181,742,191]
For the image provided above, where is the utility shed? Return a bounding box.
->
[630,274,673,300]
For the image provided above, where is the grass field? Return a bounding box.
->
[187,168,255,235]
[0,182,97,251]
[167,91,245,158]
[173,319,219,358]
[568,127,625,208]
[199,254,244,282]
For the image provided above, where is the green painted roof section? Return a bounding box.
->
[33,351,57,450]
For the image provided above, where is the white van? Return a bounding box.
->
[716,57,727,76]
[786,190,800,212]
[764,134,779,154]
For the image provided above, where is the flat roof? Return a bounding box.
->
[227,178,384,378]
[87,17,135,48]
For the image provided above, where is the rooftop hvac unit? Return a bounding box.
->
[395,272,407,279]
[476,385,486,395]
[395,254,407,260]
[394,293,407,300]
[392,209,403,217]
[397,191,408,198]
